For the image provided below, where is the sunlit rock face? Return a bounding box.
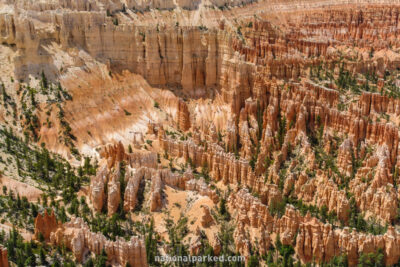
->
[3,0,400,266]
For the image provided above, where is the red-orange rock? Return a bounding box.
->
[229,188,400,266]
[47,217,148,266]
[34,210,58,241]
[178,99,191,131]
[150,172,163,212]
[200,206,214,228]
[0,246,8,267]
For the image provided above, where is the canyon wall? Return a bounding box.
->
[230,188,400,266]
[34,214,148,266]
[1,2,400,112]
[89,142,218,216]
[6,1,400,266]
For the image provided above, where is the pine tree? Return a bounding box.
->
[145,219,158,264]
[95,249,108,267]
[277,116,287,147]
[247,255,259,267]
[41,70,48,89]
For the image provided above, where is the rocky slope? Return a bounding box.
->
[1,0,400,266]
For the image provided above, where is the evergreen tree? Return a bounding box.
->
[41,70,48,90]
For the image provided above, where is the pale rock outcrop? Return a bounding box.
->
[90,143,158,215]
[350,145,398,222]
[92,150,219,214]
[89,165,108,213]
[185,178,219,204]
[100,142,126,169]
[189,234,202,255]
[123,168,145,212]
[337,138,354,177]
[128,151,158,169]
[36,216,149,266]
[210,233,222,255]
[6,2,400,266]
[149,172,163,212]
[160,132,265,193]
[200,206,214,228]
[107,167,121,216]
[230,188,400,265]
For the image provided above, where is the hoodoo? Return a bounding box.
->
[0,0,400,266]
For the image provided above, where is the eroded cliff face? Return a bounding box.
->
[2,0,400,266]
[230,188,400,266]
[34,210,59,241]
[89,141,218,216]
[1,2,399,98]
[37,216,148,266]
